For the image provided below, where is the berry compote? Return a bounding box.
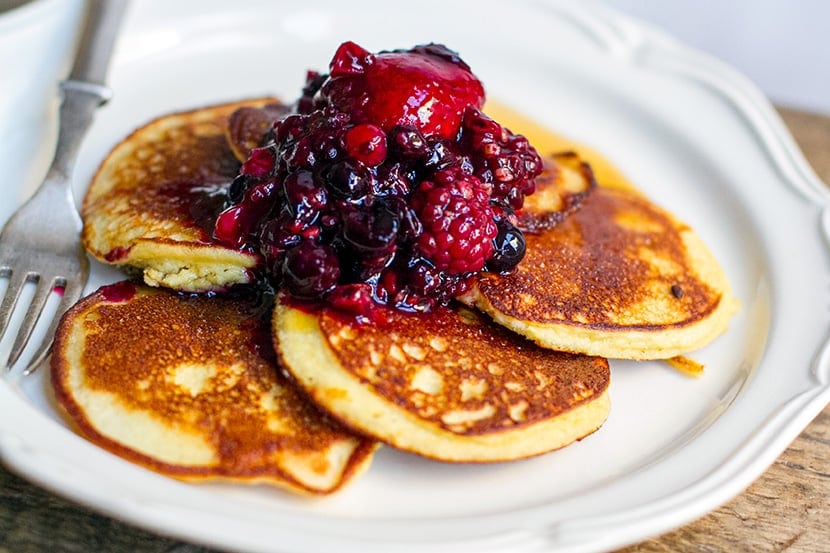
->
[214,41,543,318]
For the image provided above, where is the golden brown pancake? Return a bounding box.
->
[274,295,610,463]
[51,282,377,494]
[226,102,289,162]
[82,98,280,292]
[461,153,738,360]
[516,151,596,231]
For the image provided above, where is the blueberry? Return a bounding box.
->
[487,219,526,272]
[282,241,341,298]
[342,203,399,253]
[328,160,378,200]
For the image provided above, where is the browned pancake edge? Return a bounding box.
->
[274,295,611,463]
[51,283,377,494]
[81,98,281,292]
[463,155,737,359]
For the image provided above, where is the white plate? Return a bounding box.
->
[2,1,829,552]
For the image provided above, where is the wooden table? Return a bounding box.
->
[1,108,828,553]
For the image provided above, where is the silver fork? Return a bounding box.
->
[0,0,128,373]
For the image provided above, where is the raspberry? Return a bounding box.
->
[411,174,497,274]
[342,123,387,166]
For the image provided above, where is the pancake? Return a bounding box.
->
[461,153,738,360]
[51,282,377,494]
[516,151,597,231]
[274,295,610,463]
[226,102,289,162]
[82,98,281,292]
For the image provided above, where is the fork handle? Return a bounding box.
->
[69,0,129,85]
[44,0,128,187]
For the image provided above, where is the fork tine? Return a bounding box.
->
[19,278,85,375]
[0,271,33,345]
[5,277,56,369]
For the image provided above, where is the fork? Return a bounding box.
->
[0,0,128,373]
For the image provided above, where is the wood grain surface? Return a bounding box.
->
[1,108,828,553]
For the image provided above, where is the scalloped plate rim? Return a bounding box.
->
[1,1,829,552]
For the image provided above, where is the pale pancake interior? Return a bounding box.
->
[82,99,278,292]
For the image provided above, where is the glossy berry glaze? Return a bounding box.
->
[101,280,138,303]
[214,42,543,318]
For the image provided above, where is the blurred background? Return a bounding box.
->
[602,0,830,115]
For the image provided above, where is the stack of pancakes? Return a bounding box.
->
[51,99,737,494]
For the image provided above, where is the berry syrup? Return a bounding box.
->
[214,42,544,316]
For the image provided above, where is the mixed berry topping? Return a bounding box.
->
[213,42,544,316]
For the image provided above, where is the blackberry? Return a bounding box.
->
[411,174,496,274]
